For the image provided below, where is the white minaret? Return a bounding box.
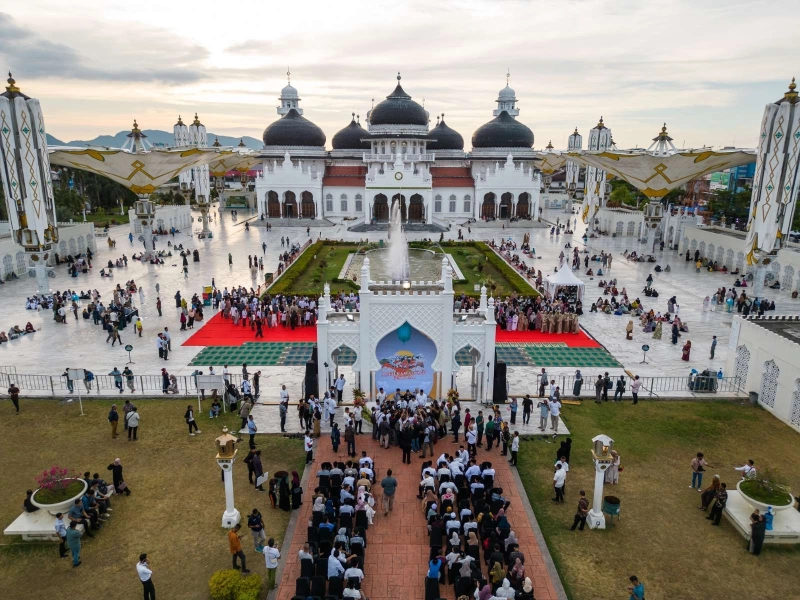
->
[188,113,210,204]
[744,78,800,295]
[0,73,59,292]
[493,70,520,117]
[566,127,582,212]
[582,117,612,229]
[277,68,302,116]
[173,115,192,195]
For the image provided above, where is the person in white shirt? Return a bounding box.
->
[223,365,230,384]
[343,580,366,600]
[549,399,561,433]
[465,463,481,480]
[359,454,373,469]
[263,538,281,589]
[734,459,757,480]
[298,543,314,562]
[279,385,290,404]
[554,456,568,472]
[344,563,364,583]
[327,550,346,578]
[376,388,386,403]
[509,432,521,466]
[335,375,346,404]
[553,463,566,502]
[304,432,314,464]
[136,554,155,600]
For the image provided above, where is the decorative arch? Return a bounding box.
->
[784,265,795,291]
[267,191,280,217]
[375,323,437,395]
[283,191,297,218]
[409,194,424,222]
[690,239,697,252]
[517,192,531,218]
[434,194,442,214]
[499,192,513,219]
[626,221,635,236]
[615,221,624,236]
[391,194,407,222]
[791,379,800,427]
[482,193,496,219]
[726,249,734,268]
[2,254,13,277]
[736,251,745,272]
[454,345,481,367]
[707,244,715,261]
[760,360,779,409]
[448,194,457,213]
[301,191,315,218]
[331,344,358,367]
[373,193,388,221]
[716,246,724,265]
[698,241,706,257]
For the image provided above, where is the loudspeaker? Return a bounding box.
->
[304,361,318,399]
[493,361,507,404]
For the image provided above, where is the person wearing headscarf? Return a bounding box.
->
[449,530,461,551]
[335,527,349,552]
[518,578,534,600]
[497,578,516,599]
[625,319,634,340]
[475,583,494,600]
[278,474,291,511]
[291,470,302,509]
[556,437,572,463]
[604,450,620,484]
[490,562,505,591]
[572,370,582,396]
[313,496,325,513]
[504,530,519,551]
[509,558,525,588]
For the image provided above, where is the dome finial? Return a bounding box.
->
[193,112,201,126]
[506,68,510,86]
[5,71,20,94]
[287,67,291,84]
[785,77,798,103]
[238,138,246,147]
[422,97,425,108]
[397,71,401,82]
[212,136,221,147]
[441,112,445,120]
[352,111,356,120]
[436,115,440,125]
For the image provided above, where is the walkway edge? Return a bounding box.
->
[510,465,569,600]
[267,457,313,600]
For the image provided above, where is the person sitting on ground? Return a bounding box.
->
[23,489,40,513]
[24,322,35,333]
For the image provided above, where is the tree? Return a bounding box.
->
[708,188,751,223]
[607,184,633,207]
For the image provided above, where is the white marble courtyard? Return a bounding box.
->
[2,207,798,404]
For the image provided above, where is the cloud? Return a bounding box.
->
[0,12,208,84]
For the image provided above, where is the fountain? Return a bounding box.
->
[387,198,410,280]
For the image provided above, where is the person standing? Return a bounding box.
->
[107,458,132,495]
[749,514,767,555]
[109,368,123,393]
[613,376,626,402]
[263,538,280,590]
[552,463,566,502]
[108,405,119,439]
[549,398,561,434]
[304,430,314,464]
[345,422,356,457]
[509,431,520,466]
[247,415,257,447]
[601,373,610,401]
[630,376,642,405]
[123,367,135,393]
[707,482,728,526]
[7,382,20,414]
[627,576,645,600]
[55,512,68,558]
[279,398,288,433]
[335,374,346,404]
[521,395,533,425]
[476,410,485,447]
[66,521,83,567]
[690,452,710,490]
[570,490,589,531]
[247,508,267,550]
[229,524,250,573]
[161,368,170,394]
[538,368,548,398]
[380,469,398,517]
[594,375,603,404]
[156,297,162,317]
[137,553,156,600]
[508,397,518,424]
[185,405,200,436]
[127,407,140,441]
[710,335,717,359]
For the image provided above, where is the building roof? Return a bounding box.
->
[369,74,428,126]
[431,167,473,188]
[471,111,534,149]
[323,165,367,187]
[262,108,326,148]
[332,114,370,150]
[427,117,464,151]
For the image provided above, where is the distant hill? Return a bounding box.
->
[49,130,262,150]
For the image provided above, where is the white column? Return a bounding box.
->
[34,260,50,293]
[588,464,607,529]
[219,459,241,528]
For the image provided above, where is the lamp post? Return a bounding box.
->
[588,434,615,529]
[215,426,241,528]
[135,198,155,260]
[567,183,576,214]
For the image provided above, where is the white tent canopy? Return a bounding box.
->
[545,264,585,301]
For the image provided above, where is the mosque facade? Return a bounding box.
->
[254,74,542,224]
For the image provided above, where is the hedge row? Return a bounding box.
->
[267,240,325,294]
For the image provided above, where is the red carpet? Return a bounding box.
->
[182,313,317,346]
[495,327,601,347]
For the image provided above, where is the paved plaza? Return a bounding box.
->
[2,208,797,402]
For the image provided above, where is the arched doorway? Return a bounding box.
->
[408,194,424,222]
[283,191,297,218]
[499,193,513,219]
[482,193,496,219]
[391,194,407,222]
[301,191,315,218]
[267,191,280,217]
[373,194,388,221]
[516,192,530,218]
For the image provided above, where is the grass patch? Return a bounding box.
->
[517,401,800,600]
[268,241,360,297]
[739,478,793,506]
[0,399,305,600]
[442,241,535,297]
[32,480,85,504]
[84,212,131,226]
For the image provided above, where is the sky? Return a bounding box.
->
[1,0,798,149]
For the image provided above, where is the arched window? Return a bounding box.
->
[464,195,471,213]
[355,194,363,213]
[325,193,333,212]
[340,194,348,212]
[434,194,442,213]
[449,195,456,213]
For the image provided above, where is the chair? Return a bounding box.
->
[351,540,364,558]
[301,558,315,579]
[295,577,311,598]
[483,475,494,489]
[330,473,342,488]
[425,577,440,600]
[307,526,320,544]
[455,576,473,598]
[339,513,353,533]
[430,527,443,548]
[312,511,324,527]
[319,474,330,489]
[454,474,466,488]
[311,575,327,598]
[327,577,344,598]
[354,511,368,530]
[315,557,329,578]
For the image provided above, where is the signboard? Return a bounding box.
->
[196,375,225,390]
[125,345,133,352]
[67,368,85,381]
[374,322,436,396]
[641,345,650,352]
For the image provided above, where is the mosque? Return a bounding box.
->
[254,73,542,224]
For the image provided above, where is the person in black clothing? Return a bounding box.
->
[107,459,131,495]
[707,482,728,525]
[749,514,767,555]
[521,395,533,425]
[556,438,572,464]
[602,373,610,401]
[451,412,462,443]
[243,448,257,485]
[400,425,413,464]
[23,489,40,513]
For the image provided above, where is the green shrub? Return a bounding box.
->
[209,569,262,600]
[739,469,793,505]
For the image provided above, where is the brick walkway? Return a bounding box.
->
[276,434,560,600]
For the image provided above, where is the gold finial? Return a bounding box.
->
[661,122,668,136]
[176,115,184,126]
[785,77,798,103]
[132,119,140,132]
[193,112,201,126]
[6,71,20,94]
[212,136,221,147]
[238,138,246,147]
[596,116,605,129]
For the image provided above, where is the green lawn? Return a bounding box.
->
[269,241,360,296]
[444,242,535,297]
[517,401,800,600]
[85,212,131,226]
[0,399,305,600]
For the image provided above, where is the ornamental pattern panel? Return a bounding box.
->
[452,333,488,371]
[791,380,800,427]
[760,360,779,409]
[784,265,795,291]
[326,333,361,369]
[733,344,749,386]
[370,302,444,370]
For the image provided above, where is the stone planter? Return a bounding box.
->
[736,480,794,513]
[31,478,88,516]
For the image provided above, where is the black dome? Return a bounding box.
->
[471,111,533,149]
[262,108,326,147]
[332,115,370,150]
[369,80,428,126]
[427,117,464,151]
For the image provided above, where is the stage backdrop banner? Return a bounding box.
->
[375,322,436,396]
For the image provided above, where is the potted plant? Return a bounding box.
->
[737,468,794,513]
[446,388,459,409]
[30,466,87,515]
[352,387,366,408]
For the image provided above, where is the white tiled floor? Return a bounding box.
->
[1,208,797,398]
